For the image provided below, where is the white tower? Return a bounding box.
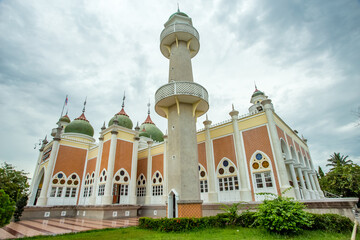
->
[155,10,209,218]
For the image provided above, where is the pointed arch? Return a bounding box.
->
[114,168,130,184]
[152,171,163,196]
[280,139,290,160]
[198,164,208,193]
[215,158,240,202]
[136,173,146,197]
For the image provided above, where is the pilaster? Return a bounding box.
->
[89,134,105,205]
[129,134,140,205]
[145,140,153,205]
[103,130,118,205]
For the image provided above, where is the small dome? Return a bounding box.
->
[59,114,71,123]
[108,108,133,129]
[169,11,189,20]
[64,113,94,137]
[139,115,164,142]
[252,89,264,98]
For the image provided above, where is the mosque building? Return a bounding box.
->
[28,9,324,218]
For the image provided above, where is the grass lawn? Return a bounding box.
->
[23,226,359,240]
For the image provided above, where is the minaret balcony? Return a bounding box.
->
[160,23,200,58]
[155,81,209,118]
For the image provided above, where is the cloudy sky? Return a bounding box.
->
[0,0,359,180]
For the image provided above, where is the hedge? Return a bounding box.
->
[139,212,354,233]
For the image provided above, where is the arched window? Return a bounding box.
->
[113,169,130,197]
[50,172,67,198]
[83,171,95,197]
[65,173,80,198]
[98,169,107,196]
[217,158,239,192]
[198,164,208,193]
[152,171,163,196]
[136,174,146,197]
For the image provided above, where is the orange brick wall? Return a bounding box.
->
[114,140,133,177]
[213,135,237,168]
[137,158,147,179]
[197,142,207,170]
[242,125,280,200]
[294,141,300,152]
[100,140,110,175]
[152,154,164,176]
[276,125,286,141]
[286,134,294,148]
[86,157,96,175]
[177,203,202,218]
[53,145,87,179]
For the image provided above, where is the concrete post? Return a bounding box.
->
[309,171,320,199]
[103,130,118,205]
[203,118,218,202]
[37,124,62,206]
[286,160,301,199]
[145,140,153,205]
[313,173,324,198]
[129,134,140,205]
[261,99,294,197]
[303,168,315,199]
[294,163,310,199]
[229,109,252,201]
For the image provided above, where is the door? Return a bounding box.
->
[253,171,277,201]
[112,184,120,204]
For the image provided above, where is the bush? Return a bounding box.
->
[307,213,353,232]
[255,195,313,235]
[220,202,243,226]
[14,195,28,222]
[236,211,258,227]
[0,189,16,227]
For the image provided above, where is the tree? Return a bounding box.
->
[0,162,29,222]
[318,166,325,179]
[326,152,352,170]
[0,190,15,227]
[319,163,360,197]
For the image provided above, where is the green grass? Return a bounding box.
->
[23,226,359,240]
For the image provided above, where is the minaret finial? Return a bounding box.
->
[232,104,234,111]
[254,81,258,90]
[122,91,126,108]
[177,2,180,12]
[65,109,68,116]
[82,96,87,113]
[147,100,151,115]
[206,114,208,121]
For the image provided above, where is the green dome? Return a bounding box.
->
[108,107,133,129]
[139,123,164,142]
[64,114,94,137]
[252,89,264,98]
[59,115,70,123]
[108,114,133,129]
[169,11,189,19]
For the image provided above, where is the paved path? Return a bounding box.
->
[0,217,139,239]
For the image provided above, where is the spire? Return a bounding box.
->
[101,121,106,131]
[177,3,180,12]
[122,91,125,108]
[82,97,87,113]
[254,81,258,91]
[75,97,89,122]
[232,104,234,111]
[115,91,129,117]
[143,102,155,125]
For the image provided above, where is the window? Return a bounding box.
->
[152,185,163,196]
[56,187,63,197]
[137,174,146,197]
[88,186,93,197]
[65,187,71,197]
[137,187,146,197]
[98,185,105,196]
[120,184,128,196]
[71,187,77,197]
[200,180,208,193]
[199,164,208,193]
[217,159,239,192]
[253,172,273,189]
[50,187,56,197]
[83,187,89,197]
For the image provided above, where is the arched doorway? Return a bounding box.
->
[167,189,178,218]
[32,168,45,205]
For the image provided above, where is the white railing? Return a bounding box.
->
[160,23,199,42]
[155,81,208,104]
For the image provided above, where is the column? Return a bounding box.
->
[89,134,105,205]
[129,132,140,205]
[145,140,153,205]
[203,118,218,202]
[294,163,310,199]
[37,124,62,206]
[313,173,324,198]
[162,134,168,203]
[309,171,320,199]
[28,137,48,206]
[303,168,315,199]
[261,99,294,197]
[286,160,301,199]
[103,130,118,205]
[229,109,252,201]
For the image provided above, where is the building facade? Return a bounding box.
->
[28,10,324,218]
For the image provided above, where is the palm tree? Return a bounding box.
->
[326,152,352,169]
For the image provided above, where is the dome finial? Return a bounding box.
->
[82,96,87,114]
[232,104,234,111]
[101,121,106,131]
[147,100,151,115]
[122,91,126,108]
[254,81,258,91]
[177,2,180,12]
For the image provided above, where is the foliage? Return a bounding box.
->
[318,166,324,178]
[0,189,16,227]
[306,213,353,233]
[0,162,29,201]
[235,211,258,228]
[255,195,313,235]
[219,202,245,225]
[326,152,352,169]
[14,195,28,222]
[0,162,29,222]
[319,163,360,197]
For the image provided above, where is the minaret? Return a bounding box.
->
[155,9,209,218]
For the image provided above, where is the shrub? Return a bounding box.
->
[220,202,244,226]
[0,189,16,227]
[255,194,313,235]
[14,195,28,222]
[236,211,258,228]
[307,213,353,232]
